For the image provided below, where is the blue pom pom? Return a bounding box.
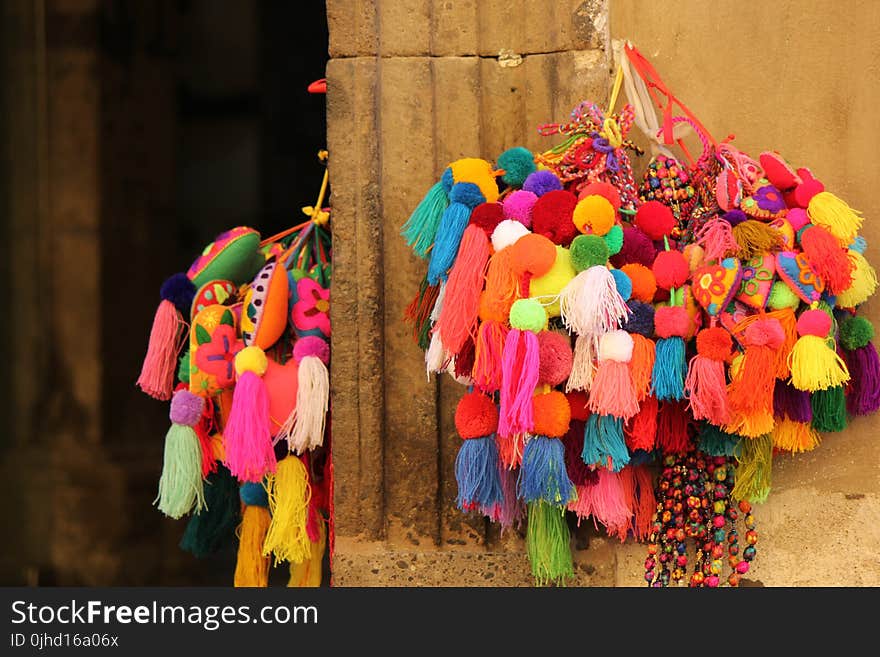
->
[161,273,196,316]
[522,170,563,197]
[652,336,686,401]
[441,167,455,194]
[519,436,575,504]
[610,268,632,302]
[455,436,504,512]
[240,481,269,507]
[427,182,485,284]
[448,181,486,209]
[582,414,630,472]
[497,147,536,187]
[623,300,655,337]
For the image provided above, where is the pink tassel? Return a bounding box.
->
[224,371,277,483]
[589,361,639,420]
[499,329,539,436]
[695,215,738,262]
[685,354,731,425]
[496,433,524,469]
[137,299,185,400]
[569,469,632,531]
[472,319,508,393]
[565,333,598,392]
[435,225,490,355]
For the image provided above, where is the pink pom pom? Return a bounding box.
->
[502,190,538,228]
[537,330,573,387]
[744,318,785,349]
[294,335,330,364]
[787,207,810,231]
[652,251,689,290]
[797,309,832,338]
[654,306,691,339]
[170,390,204,426]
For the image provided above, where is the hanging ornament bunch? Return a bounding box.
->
[400,42,879,586]
[138,151,333,588]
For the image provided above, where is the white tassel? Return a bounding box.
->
[560,266,630,336]
[430,280,446,323]
[566,333,598,392]
[425,330,448,377]
[284,356,329,454]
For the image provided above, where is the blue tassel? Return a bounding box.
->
[455,435,504,512]
[401,179,450,258]
[652,336,686,401]
[427,181,485,285]
[582,414,630,472]
[518,436,575,505]
[698,423,741,456]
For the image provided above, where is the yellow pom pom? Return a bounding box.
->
[836,250,878,308]
[572,195,615,235]
[808,191,863,245]
[788,334,850,392]
[530,246,576,317]
[450,158,499,203]
[235,346,268,377]
[771,417,820,454]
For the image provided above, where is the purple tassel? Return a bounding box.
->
[773,379,813,423]
[493,464,525,531]
[845,344,880,415]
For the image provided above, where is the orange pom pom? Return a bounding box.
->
[508,232,557,279]
[455,391,499,439]
[532,390,571,438]
[695,327,732,362]
[621,263,657,303]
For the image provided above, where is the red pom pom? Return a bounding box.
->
[654,306,691,339]
[509,233,557,279]
[469,202,505,235]
[610,226,657,268]
[531,190,579,246]
[579,182,621,211]
[532,391,571,438]
[652,250,689,290]
[538,331,573,386]
[566,391,590,421]
[635,201,675,240]
[695,328,732,361]
[455,391,498,439]
[796,309,832,338]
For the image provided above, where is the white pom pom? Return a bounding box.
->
[599,330,634,363]
[491,219,530,251]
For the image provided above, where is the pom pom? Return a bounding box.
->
[469,202,504,235]
[743,318,785,348]
[538,331,573,387]
[768,281,801,310]
[235,345,269,377]
[566,391,590,421]
[531,190,580,246]
[161,273,197,317]
[491,218,530,251]
[509,232,557,280]
[603,224,624,256]
[723,209,748,227]
[294,335,330,364]
[622,300,654,336]
[634,201,675,240]
[509,298,547,332]
[610,226,656,268]
[240,481,269,507]
[579,182,621,210]
[523,169,563,197]
[497,146,536,187]
[529,246,576,317]
[569,234,610,272]
[532,391,572,438]
[598,330,634,363]
[652,250,689,290]
[620,263,656,304]
[836,250,878,307]
[573,195,616,236]
[610,268,632,301]
[502,190,538,227]
[170,389,205,427]
[654,306,691,339]
[796,309,832,337]
[840,315,874,351]
[787,207,810,231]
[682,243,705,272]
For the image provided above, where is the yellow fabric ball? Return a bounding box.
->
[450,158,500,203]
[572,194,615,236]
[530,246,576,317]
[234,345,268,377]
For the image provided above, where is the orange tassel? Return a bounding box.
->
[728,319,784,418]
[628,334,655,402]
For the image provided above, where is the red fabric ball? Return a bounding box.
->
[609,226,657,268]
[566,391,590,421]
[455,391,498,439]
[695,327,732,361]
[531,190,579,246]
[654,306,691,339]
[579,181,621,211]
[469,202,504,235]
[538,330,573,386]
[635,201,675,240]
[509,233,557,279]
[532,391,571,438]
[797,309,832,338]
[652,250,690,290]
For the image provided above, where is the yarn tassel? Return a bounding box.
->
[453,335,476,381]
[589,360,639,420]
[582,414,630,472]
[789,335,850,391]
[195,421,218,477]
[586,469,631,531]
[403,276,440,350]
[435,224,490,355]
[495,464,525,530]
[224,370,277,483]
[472,320,508,393]
[633,465,656,542]
[800,225,855,294]
[771,417,820,454]
[401,180,449,258]
[563,420,593,485]
[519,436,575,505]
[731,434,773,503]
[695,214,738,261]
[698,423,740,457]
[656,400,692,454]
[137,299,186,401]
[427,182,485,285]
[496,433,524,469]
[652,337,686,401]
[628,334,655,402]
[732,219,783,261]
[179,465,240,557]
[610,466,637,541]
[625,394,658,451]
[455,436,504,512]
[234,505,271,587]
[807,191,863,245]
[844,342,880,415]
[288,519,326,587]
[837,250,878,307]
[499,329,539,436]
[560,266,630,336]
[685,354,731,425]
[811,386,847,432]
[566,333,598,392]
[526,501,574,586]
[772,379,813,422]
[482,246,519,320]
[425,330,449,375]
[728,320,784,418]
[155,423,206,519]
[285,355,329,454]
[263,455,311,565]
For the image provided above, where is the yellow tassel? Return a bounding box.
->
[836,250,878,308]
[725,408,775,438]
[288,519,326,587]
[234,505,271,587]
[732,434,773,503]
[263,455,312,566]
[731,220,783,261]
[808,191,863,245]
[771,417,821,454]
[788,335,850,391]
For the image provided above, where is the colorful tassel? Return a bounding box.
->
[836,250,877,308]
[588,330,639,420]
[772,417,820,453]
[472,320,508,393]
[656,400,692,454]
[179,465,240,557]
[582,414,630,472]
[695,214,738,261]
[840,315,880,415]
[156,390,207,519]
[811,386,847,432]
[565,333,598,392]
[519,436,575,505]
[628,333,655,402]
[263,455,312,566]
[732,219,783,260]
[499,324,541,437]
[403,276,440,350]
[625,394,658,451]
[526,501,574,586]
[789,309,850,392]
[652,337,686,401]
[284,337,330,454]
[427,182,485,285]
[234,505,271,587]
[728,318,784,419]
[401,178,449,258]
[698,422,740,457]
[731,434,773,503]
[800,225,854,294]
[560,266,630,337]
[138,300,187,401]
[685,327,732,425]
[495,464,525,530]
[455,436,504,513]
[773,379,813,422]
[807,191,863,245]
[288,519,326,587]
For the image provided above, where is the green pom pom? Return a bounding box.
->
[767,281,800,310]
[839,315,874,351]
[497,147,536,187]
[569,234,609,272]
[509,298,546,332]
[178,351,191,384]
[603,224,624,256]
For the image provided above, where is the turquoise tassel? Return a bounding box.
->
[582,414,630,472]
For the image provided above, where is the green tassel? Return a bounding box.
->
[180,466,240,558]
[401,181,449,258]
[155,424,205,519]
[811,386,847,432]
[698,423,741,456]
[526,501,574,587]
[731,434,773,504]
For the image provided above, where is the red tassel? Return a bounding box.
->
[137,299,185,400]
[472,320,508,393]
[656,400,692,454]
[435,225,490,354]
[801,224,855,294]
[633,464,656,541]
[685,355,730,425]
[496,433,523,469]
[626,395,658,451]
